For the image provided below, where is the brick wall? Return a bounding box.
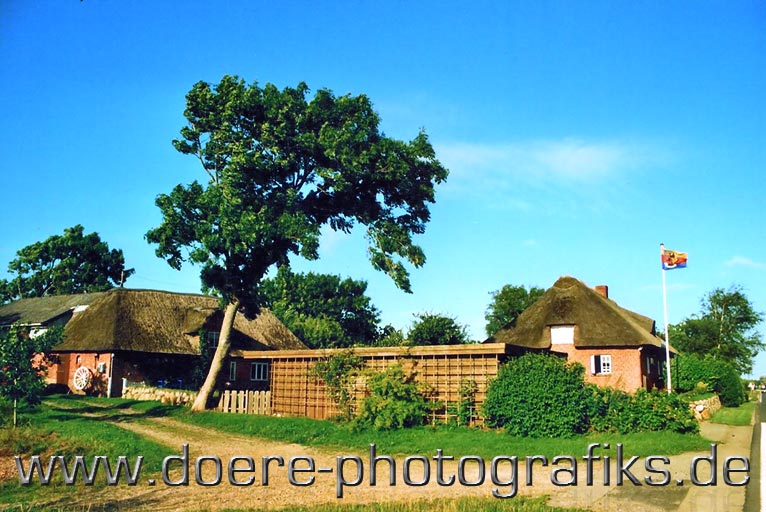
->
[551,345,647,392]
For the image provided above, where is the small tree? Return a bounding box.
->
[408,312,470,346]
[0,325,63,427]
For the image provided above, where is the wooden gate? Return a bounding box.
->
[218,390,271,415]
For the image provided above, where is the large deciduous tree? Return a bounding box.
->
[261,267,380,349]
[0,225,133,302]
[146,76,448,411]
[484,284,545,337]
[670,285,764,374]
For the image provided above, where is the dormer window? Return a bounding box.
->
[550,325,574,345]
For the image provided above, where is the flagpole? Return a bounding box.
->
[661,243,672,393]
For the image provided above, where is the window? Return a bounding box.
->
[250,362,269,382]
[590,354,612,375]
[551,326,574,345]
[228,361,237,381]
[205,331,220,345]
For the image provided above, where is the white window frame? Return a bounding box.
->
[590,354,612,375]
[250,362,269,382]
[228,361,237,381]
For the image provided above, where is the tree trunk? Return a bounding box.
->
[191,300,239,412]
[13,399,17,428]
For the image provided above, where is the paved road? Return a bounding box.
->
[744,391,764,512]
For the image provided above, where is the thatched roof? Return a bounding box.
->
[1,288,305,354]
[487,276,667,349]
[0,293,104,326]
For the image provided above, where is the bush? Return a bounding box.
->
[586,385,698,434]
[482,353,588,437]
[675,354,744,407]
[354,364,433,430]
[310,349,364,421]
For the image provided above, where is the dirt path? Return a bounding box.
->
[7,403,753,511]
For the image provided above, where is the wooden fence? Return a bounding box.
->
[229,343,516,424]
[218,389,271,415]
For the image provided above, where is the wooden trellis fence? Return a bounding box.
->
[227,343,517,424]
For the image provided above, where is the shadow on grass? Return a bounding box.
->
[41,396,182,423]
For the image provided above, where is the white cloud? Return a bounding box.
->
[434,137,672,214]
[725,256,765,269]
[436,138,666,185]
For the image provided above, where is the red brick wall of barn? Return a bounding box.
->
[47,352,113,395]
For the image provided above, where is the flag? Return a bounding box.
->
[661,248,687,270]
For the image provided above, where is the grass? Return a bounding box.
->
[67,398,706,460]
[224,496,588,512]
[0,398,177,508]
[679,391,716,402]
[46,395,712,459]
[41,396,714,459]
[710,400,755,426]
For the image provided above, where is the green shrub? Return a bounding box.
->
[482,353,588,437]
[354,364,433,430]
[310,349,364,421]
[675,354,744,407]
[586,385,698,434]
[457,378,478,426]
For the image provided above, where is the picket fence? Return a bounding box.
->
[218,389,271,415]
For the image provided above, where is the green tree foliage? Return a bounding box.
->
[586,386,698,434]
[355,364,433,430]
[483,353,588,437]
[261,267,380,348]
[485,284,545,337]
[674,354,745,407]
[670,285,763,374]
[145,76,447,410]
[373,324,406,347]
[0,326,63,427]
[408,312,470,346]
[0,225,133,302]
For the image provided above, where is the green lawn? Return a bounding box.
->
[0,398,177,508]
[710,400,755,426]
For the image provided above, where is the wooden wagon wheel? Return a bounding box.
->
[72,366,92,391]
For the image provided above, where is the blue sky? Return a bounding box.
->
[2,1,765,376]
